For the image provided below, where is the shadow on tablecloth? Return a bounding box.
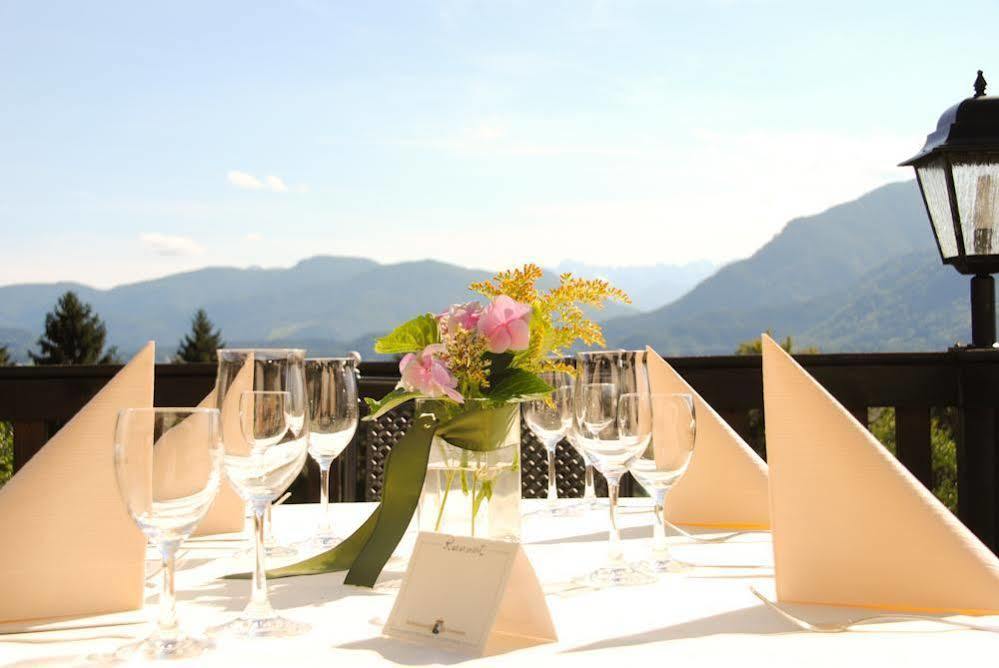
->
[565,604,791,652]
[334,636,468,666]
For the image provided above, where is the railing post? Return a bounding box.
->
[895,406,933,490]
[955,350,998,551]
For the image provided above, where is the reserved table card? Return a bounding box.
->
[384,532,557,656]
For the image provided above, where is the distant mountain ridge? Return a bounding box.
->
[602,180,980,353]
[554,260,716,311]
[0,257,643,362]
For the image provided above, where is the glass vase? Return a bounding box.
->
[415,400,522,542]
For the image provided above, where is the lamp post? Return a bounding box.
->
[902,70,999,551]
[902,70,999,348]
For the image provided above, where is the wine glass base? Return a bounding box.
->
[526,504,584,518]
[209,614,311,639]
[573,498,607,512]
[637,558,692,575]
[99,633,213,661]
[302,533,342,551]
[575,563,658,588]
[232,543,299,561]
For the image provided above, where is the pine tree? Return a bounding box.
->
[175,309,225,363]
[29,291,119,365]
[0,346,10,366]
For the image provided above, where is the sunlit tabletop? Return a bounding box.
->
[2,500,994,666]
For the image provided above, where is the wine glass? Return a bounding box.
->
[572,350,656,587]
[305,357,359,548]
[522,372,573,515]
[216,348,307,559]
[211,390,311,638]
[112,408,222,660]
[626,393,696,573]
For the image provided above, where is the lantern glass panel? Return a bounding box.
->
[916,160,959,258]
[952,155,999,257]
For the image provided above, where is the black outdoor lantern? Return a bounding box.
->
[902,70,999,348]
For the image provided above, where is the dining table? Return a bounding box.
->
[2,499,995,666]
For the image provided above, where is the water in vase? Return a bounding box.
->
[418,438,521,542]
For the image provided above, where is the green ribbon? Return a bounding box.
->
[240,403,518,588]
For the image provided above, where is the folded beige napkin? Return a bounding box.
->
[0,343,154,623]
[762,334,999,614]
[153,384,246,537]
[646,347,770,529]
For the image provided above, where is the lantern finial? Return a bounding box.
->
[974,70,987,98]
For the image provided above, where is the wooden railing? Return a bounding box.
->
[2,351,997,551]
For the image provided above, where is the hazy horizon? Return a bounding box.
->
[0,252,718,292]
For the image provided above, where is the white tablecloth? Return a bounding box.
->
[3,500,996,666]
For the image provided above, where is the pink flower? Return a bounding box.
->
[438,301,483,335]
[399,344,463,402]
[477,295,532,354]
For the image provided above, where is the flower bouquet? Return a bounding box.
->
[269,264,627,587]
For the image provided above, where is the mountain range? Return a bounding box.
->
[0,258,642,362]
[0,179,983,361]
[603,180,975,353]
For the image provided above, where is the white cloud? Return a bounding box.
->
[227,170,265,190]
[227,170,304,193]
[245,232,263,242]
[265,175,288,193]
[140,233,206,256]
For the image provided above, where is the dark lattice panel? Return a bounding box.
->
[520,431,612,498]
[364,404,414,501]
[362,405,614,501]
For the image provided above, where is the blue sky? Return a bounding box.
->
[0,0,993,287]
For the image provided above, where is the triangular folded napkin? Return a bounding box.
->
[762,334,999,615]
[153,384,246,537]
[646,347,770,529]
[0,343,154,623]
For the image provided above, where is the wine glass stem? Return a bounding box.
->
[584,463,596,500]
[653,490,669,557]
[319,461,333,534]
[252,504,270,609]
[547,446,558,504]
[607,478,622,563]
[157,541,179,640]
[264,504,275,547]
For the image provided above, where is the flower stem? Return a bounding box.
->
[435,466,457,532]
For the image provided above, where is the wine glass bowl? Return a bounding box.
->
[579,382,616,437]
[112,407,223,660]
[523,373,573,513]
[223,392,305,507]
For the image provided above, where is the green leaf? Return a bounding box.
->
[373,314,440,355]
[363,388,421,421]
[484,352,514,381]
[484,368,553,403]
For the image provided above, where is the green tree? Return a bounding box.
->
[29,291,119,365]
[868,407,958,512]
[735,329,820,356]
[0,345,10,367]
[175,309,225,363]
